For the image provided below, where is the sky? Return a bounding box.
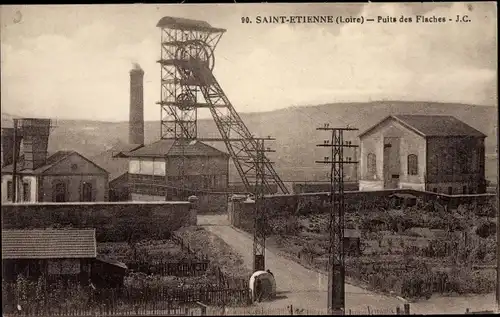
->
[1,3,497,122]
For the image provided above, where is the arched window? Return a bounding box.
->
[408,154,418,175]
[367,153,376,178]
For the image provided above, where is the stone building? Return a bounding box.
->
[358,115,486,194]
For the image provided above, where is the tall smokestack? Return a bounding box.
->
[129,63,145,145]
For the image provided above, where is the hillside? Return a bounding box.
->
[2,101,498,183]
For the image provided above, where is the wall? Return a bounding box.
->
[1,174,37,203]
[426,136,486,194]
[1,201,196,242]
[359,119,426,191]
[40,175,108,202]
[228,190,497,232]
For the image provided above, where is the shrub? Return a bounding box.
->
[475,221,496,238]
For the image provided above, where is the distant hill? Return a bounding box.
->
[2,101,498,183]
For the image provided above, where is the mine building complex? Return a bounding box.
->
[358,115,487,194]
[1,119,109,203]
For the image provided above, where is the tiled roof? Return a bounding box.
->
[1,151,74,174]
[1,150,108,175]
[359,115,486,138]
[126,139,228,158]
[2,229,97,259]
[393,115,486,137]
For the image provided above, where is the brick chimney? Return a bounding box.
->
[129,64,145,145]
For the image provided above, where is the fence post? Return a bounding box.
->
[289,304,293,315]
[404,303,410,315]
[396,306,401,315]
[367,306,371,315]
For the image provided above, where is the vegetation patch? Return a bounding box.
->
[256,198,498,300]
[175,226,252,280]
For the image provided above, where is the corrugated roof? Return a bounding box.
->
[2,229,97,259]
[126,139,228,158]
[359,115,486,138]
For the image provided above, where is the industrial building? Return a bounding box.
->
[358,115,487,194]
[1,119,109,203]
[90,62,231,211]
[126,139,229,212]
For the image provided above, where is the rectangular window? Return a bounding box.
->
[53,182,67,202]
[447,186,453,195]
[433,188,437,193]
[81,182,93,202]
[407,155,418,176]
[462,186,467,194]
[7,181,13,200]
[22,182,30,202]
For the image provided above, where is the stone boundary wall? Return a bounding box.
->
[2,200,197,242]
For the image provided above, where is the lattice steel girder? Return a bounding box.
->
[189,62,288,194]
[156,17,289,195]
[316,127,359,315]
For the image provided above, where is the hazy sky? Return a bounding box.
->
[1,3,497,121]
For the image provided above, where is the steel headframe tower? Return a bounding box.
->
[316,124,359,315]
[156,17,289,196]
[248,137,275,272]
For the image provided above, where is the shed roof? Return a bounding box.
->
[125,139,229,158]
[2,229,97,259]
[156,16,226,33]
[359,115,486,138]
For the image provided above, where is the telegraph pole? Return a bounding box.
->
[249,136,275,272]
[316,124,359,315]
[12,119,18,203]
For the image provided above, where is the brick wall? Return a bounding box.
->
[2,201,196,242]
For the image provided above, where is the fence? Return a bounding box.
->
[204,303,411,315]
[171,233,209,261]
[127,259,210,277]
[171,232,250,289]
[2,284,252,316]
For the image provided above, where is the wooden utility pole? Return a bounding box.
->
[12,119,18,203]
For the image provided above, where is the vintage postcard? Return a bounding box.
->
[1,2,498,316]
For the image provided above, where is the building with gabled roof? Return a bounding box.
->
[358,114,487,194]
[2,229,97,282]
[124,139,229,212]
[2,229,128,287]
[1,150,109,203]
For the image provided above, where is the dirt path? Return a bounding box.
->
[198,215,404,313]
[198,215,498,314]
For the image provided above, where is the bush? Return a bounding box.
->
[475,221,496,238]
